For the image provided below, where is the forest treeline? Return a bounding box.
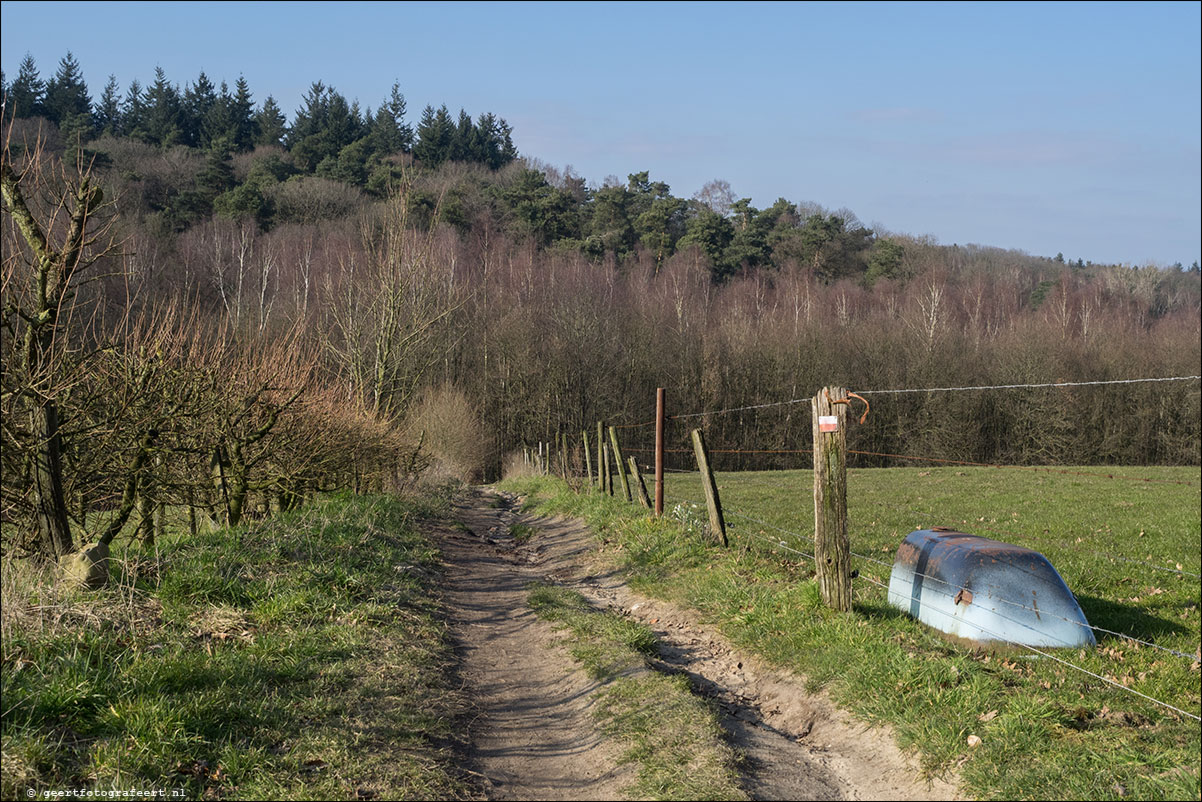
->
[2,53,1199,565]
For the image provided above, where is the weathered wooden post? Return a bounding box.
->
[582,430,594,490]
[602,443,613,495]
[812,386,851,612]
[654,388,665,516]
[596,421,605,490]
[628,457,652,508]
[608,426,632,502]
[690,429,727,546]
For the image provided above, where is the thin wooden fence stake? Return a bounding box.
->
[691,428,728,545]
[583,430,593,490]
[628,457,652,508]
[602,443,613,495]
[812,385,851,612]
[608,426,632,502]
[597,421,605,490]
[655,388,665,516]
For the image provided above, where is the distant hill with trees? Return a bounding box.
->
[3,52,1199,563]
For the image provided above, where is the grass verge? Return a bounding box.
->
[505,469,1202,802]
[2,492,471,801]
[526,582,746,801]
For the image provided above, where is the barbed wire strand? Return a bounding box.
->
[656,375,1200,424]
[847,449,1199,487]
[670,397,812,421]
[856,376,1202,396]
[627,447,810,455]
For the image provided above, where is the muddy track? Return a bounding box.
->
[441,487,962,801]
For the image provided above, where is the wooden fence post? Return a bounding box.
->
[655,388,665,516]
[602,443,613,495]
[582,430,593,490]
[628,457,652,508]
[690,429,727,546]
[812,385,851,612]
[608,426,632,502]
[596,421,605,490]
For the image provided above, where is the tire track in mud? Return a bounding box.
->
[444,487,962,801]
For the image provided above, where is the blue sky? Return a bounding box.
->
[2,1,1199,266]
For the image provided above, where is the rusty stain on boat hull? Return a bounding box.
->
[886,528,1096,648]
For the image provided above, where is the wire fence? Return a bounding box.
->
[560,374,1202,724]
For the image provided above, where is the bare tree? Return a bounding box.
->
[2,131,119,560]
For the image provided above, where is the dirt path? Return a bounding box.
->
[441,491,634,800]
[441,487,962,801]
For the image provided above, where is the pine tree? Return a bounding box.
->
[10,54,46,118]
[287,81,329,146]
[95,75,123,136]
[367,82,413,154]
[413,104,454,167]
[122,79,147,141]
[230,76,256,151]
[451,109,476,162]
[203,82,236,151]
[287,82,362,171]
[43,52,92,128]
[183,71,217,147]
[254,95,288,147]
[143,67,183,146]
[473,112,518,169]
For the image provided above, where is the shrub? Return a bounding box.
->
[403,384,490,483]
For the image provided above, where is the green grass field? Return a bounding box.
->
[1,492,471,802]
[504,465,1201,801]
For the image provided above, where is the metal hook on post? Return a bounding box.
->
[823,389,870,424]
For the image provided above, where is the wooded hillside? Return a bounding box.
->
[3,53,1199,563]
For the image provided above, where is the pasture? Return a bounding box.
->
[507,464,1201,800]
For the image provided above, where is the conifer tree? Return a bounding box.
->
[367,82,413,155]
[183,71,217,147]
[43,52,92,128]
[230,76,256,151]
[451,109,475,162]
[413,104,454,167]
[143,67,183,146]
[95,75,123,136]
[254,95,288,147]
[122,79,147,141]
[10,54,46,118]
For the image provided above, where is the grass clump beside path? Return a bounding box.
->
[2,492,471,801]
[504,468,1202,802]
[527,582,746,802]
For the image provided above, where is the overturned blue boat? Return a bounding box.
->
[886,528,1096,648]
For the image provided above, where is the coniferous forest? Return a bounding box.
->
[3,53,1199,562]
